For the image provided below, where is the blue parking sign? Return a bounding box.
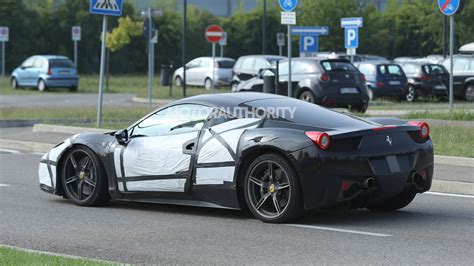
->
[344,27,358,49]
[438,0,460,16]
[300,35,318,53]
[90,0,123,16]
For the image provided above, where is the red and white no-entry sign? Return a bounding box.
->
[205,25,224,43]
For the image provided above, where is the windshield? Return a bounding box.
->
[320,60,357,72]
[49,59,74,68]
[422,64,448,75]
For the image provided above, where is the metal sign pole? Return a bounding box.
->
[182,0,187,97]
[147,8,152,109]
[97,15,108,128]
[220,44,223,57]
[279,45,282,57]
[74,41,78,68]
[449,15,454,110]
[211,42,215,94]
[1,42,4,78]
[287,25,292,97]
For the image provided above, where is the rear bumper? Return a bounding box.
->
[315,85,369,107]
[372,86,407,97]
[44,77,79,88]
[290,139,434,210]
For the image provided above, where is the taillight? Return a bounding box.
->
[47,68,52,75]
[408,121,430,139]
[305,131,331,150]
[319,73,330,82]
[419,75,431,80]
[360,74,366,82]
[376,81,384,87]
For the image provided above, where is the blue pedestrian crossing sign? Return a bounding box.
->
[90,0,123,16]
[345,27,358,49]
[300,35,318,53]
[279,0,299,12]
[438,0,460,16]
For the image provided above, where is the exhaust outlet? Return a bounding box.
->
[413,173,424,187]
[362,177,375,189]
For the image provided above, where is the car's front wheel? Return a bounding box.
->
[61,146,109,206]
[11,77,18,89]
[244,153,304,223]
[298,90,316,103]
[175,76,183,87]
[204,78,213,90]
[465,84,474,102]
[37,79,47,92]
[349,103,368,113]
[406,85,417,102]
[367,188,416,212]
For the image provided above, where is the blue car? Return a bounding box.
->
[11,55,79,92]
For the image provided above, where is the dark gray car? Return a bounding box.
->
[236,58,370,113]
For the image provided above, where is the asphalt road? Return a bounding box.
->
[1,152,473,264]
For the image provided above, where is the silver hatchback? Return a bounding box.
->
[173,57,235,90]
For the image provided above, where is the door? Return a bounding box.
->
[30,57,46,84]
[114,104,213,193]
[17,56,35,86]
[185,58,202,85]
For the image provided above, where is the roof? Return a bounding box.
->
[197,57,235,61]
[40,55,70,59]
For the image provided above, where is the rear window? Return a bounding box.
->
[217,60,235,69]
[321,60,357,72]
[422,64,448,74]
[378,64,403,76]
[246,98,372,129]
[49,59,74,68]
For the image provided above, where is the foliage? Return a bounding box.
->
[106,17,143,52]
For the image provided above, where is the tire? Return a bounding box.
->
[61,146,109,206]
[244,153,304,223]
[69,86,78,92]
[11,77,18,89]
[231,82,239,92]
[298,90,316,103]
[204,78,213,90]
[37,79,46,92]
[367,188,416,212]
[465,84,474,102]
[175,76,183,87]
[349,103,368,113]
[406,85,417,102]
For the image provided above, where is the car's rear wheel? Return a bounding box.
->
[61,146,109,206]
[204,78,212,90]
[11,77,18,89]
[465,84,474,102]
[69,86,78,92]
[367,188,416,212]
[349,103,368,113]
[37,79,46,92]
[175,76,183,87]
[298,90,315,103]
[367,87,374,101]
[406,85,417,102]
[244,153,303,223]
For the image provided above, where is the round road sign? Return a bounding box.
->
[205,25,224,43]
[438,0,460,16]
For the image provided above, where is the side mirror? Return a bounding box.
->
[114,129,129,145]
[257,68,265,79]
[20,66,27,70]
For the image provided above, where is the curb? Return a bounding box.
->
[434,155,474,168]
[131,96,173,105]
[430,180,474,195]
[0,139,54,153]
[32,124,111,135]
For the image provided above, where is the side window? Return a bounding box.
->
[22,57,35,68]
[254,58,269,71]
[469,59,474,71]
[358,64,374,76]
[292,61,317,74]
[453,59,469,71]
[278,61,289,76]
[33,57,45,68]
[187,59,200,68]
[132,104,213,137]
[200,59,211,68]
[241,58,255,71]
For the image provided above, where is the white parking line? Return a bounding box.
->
[0,148,22,154]
[0,184,10,187]
[286,224,393,237]
[425,191,474,199]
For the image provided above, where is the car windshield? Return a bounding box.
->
[320,60,357,72]
[378,64,403,76]
[245,98,372,129]
[49,59,74,68]
[217,60,235,69]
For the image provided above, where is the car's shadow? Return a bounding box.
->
[52,198,431,226]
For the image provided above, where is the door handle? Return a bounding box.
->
[182,139,196,155]
[185,142,194,150]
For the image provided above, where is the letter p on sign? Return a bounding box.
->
[299,35,318,53]
[345,27,358,49]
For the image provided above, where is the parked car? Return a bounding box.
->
[441,55,474,101]
[398,62,449,101]
[393,57,417,63]
[355,61,408,101]
[173,57,235,90]
[231,55,283,91]
[11,55,78,92]
[236,58,369,113]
